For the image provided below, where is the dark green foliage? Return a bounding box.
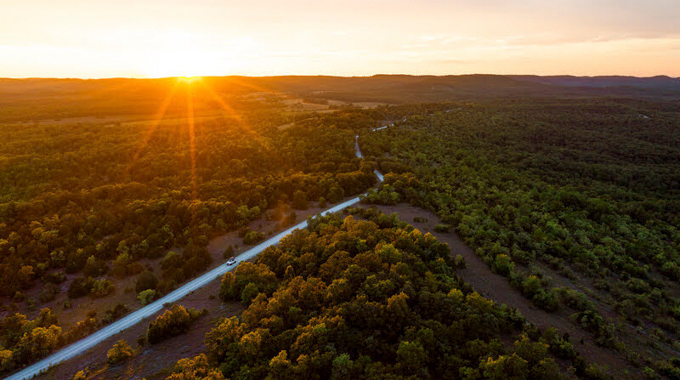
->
[292,190,309,210]
[42,271,67,284]
[135,270,159,293]
[67,276,95,299]
[361,100,680,346]
[243,230,265,245]
[433,224,451,233]
[101,303,130,325]
[183,213,563,379]
[90,278,115,298]
[38,283,60,303]
[222,245,235,260]
[219,262,278,302]
[146,304,204,344]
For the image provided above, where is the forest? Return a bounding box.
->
[359,98,680,377]
[0,89,379,375]
[1,76,680,379]
[166,211,591,379]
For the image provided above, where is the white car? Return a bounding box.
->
[226,257,237,266]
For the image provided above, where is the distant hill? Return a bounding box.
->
[212,74,680,102]
[512,75,680,89]
[1,74,679,123]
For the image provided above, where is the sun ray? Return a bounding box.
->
[186,83,199,204]
[222,76,297,103]
[122,80,180,180]
[198,79,277,155]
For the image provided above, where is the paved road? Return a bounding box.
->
[355,134,383,181]
[7,132,385,380]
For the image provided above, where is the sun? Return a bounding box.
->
[177,76,202,84]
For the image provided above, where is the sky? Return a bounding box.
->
[0,0,679,78]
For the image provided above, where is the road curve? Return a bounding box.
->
[6,133,384,380]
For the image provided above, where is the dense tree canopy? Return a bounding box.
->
[169,212,579,379]
[0,106,377,300]
[360,99,680,376]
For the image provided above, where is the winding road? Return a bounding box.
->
[6,131,386,380]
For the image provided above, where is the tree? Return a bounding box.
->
[91,279,115,298]
[241,283,260,305]
[293,190,309,210]
[147,305,202,344]
[107,339,134,364]
[135,270,159,293]
[219,262,278,302]
[137,289,157,305]
[396,341,427,375]
[479,354,529,380]
[167,354,225,380]
[13,325,62,365]
[67,276,94,299]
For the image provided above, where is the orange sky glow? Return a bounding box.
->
[1,0,679,78]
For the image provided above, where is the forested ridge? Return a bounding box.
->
[360,98,680,377]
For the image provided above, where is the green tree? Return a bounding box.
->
[107,339,134,364]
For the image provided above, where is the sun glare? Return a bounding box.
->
[177,76,202,84]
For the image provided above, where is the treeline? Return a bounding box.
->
[0,303,129,373]
[163,211,601,379]
[359,99,680,376]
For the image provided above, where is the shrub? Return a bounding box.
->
[584,363,614,380]
[91,279,115,298]
[147,304,203,344]
[107,339,134,364]
[453,254,466,269]
[243,230,265,245]
[135,270,159,293]
[67,276,95,299]
[0,349,12,372]
[137,289,157,306]
[38,283,60,303]
[292,190,309,210]
[102,303,130,325]
[433,224,451,233]
[222,245,235,259]
[83,256,108,277]
[556,287,594,311]
[43,271,67,284]
[492,254,514,276]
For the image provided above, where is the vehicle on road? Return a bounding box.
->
[226,257,237,266]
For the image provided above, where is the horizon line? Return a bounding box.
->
[1,73,679,81]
